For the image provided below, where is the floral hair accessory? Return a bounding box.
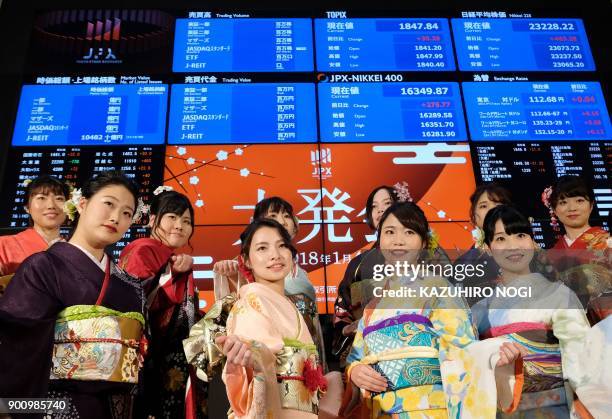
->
[132,197,150,223]
[471,227,485,249]
[153,185,174,196]
[22,179,33,187]
[63,187,82,222]
[541,186,560,233]
[427,229,440,257]
[393,181,413,203]
[237,255,255,283]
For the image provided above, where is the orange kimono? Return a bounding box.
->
[223,282,324,419]
[0,228,49,276]
[0,228,51,296]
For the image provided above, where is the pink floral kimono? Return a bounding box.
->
[223,282,326,418]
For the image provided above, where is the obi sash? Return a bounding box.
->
[50,259,146,384]
[363,314,442,388]
[275,338,325,415]
[360,314,445,415]
[50,304,145,383]
[484,322,566,411]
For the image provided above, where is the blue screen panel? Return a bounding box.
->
[168,83,317,144]
[12,84,168,146]
[452,18,595,71]
[319,82,466,142]
[463,82,611,141]
[173,18,314,72]
[315,18,455,71]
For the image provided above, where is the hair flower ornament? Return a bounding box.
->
[132,197,150,223]
[153,185,174,196]
[427,229,440,257]
[540,185,560,233]
[393,181,413,203]
[63,187,82,222]
[471,227,485,249]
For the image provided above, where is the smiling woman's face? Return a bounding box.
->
[246,226,292,283]
[553,196,593,230]
[151,209,193,249]
[26,189,67,230]
[379,213,424,264]
[487,219,534,277]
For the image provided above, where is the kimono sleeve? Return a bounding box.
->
[119,241,168,280]
[428,277,477,353]
[346,316,367,366]
[574,316,612,417]
[340,316,369,418]
[552,305,591,389]
[0,253,62,397]
[222,294,284,417]
[333,255,362,328]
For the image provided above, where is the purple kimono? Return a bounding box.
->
[0,242,146,419]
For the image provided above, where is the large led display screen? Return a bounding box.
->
[1,6,610,314]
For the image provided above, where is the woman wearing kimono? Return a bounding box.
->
[215,218,327,418]
[341,202,496,419]
[0,171,146,419]
[0,175,69,295]
[333,185,398,368]
[543,175,611,324]
[213,197,327,372]
[452,182,513,306]
[574,315,612,417]
[472,205,594,418]
[119,188,206,418]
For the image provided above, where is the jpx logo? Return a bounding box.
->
[326,11,347,18]
[311,148,332,179]
[311,148,331,165]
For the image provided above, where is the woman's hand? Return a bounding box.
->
[350,364,387,393]
[342,320,359,336]
[171,254,193,273]
[213,260,239,276]
[216,335,258,371]
[496,342,528,367]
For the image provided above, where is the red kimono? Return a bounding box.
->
[550,226,611,324]
[119,238,206,419]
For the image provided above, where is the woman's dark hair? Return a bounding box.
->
[482,205,533,246]
[376,202,429,248]
[253,196,299,235]
[82,170,139,203]
[483,205,558,282]
[550,175,595,209]
[469,182,513,224]
[240,218,298,260]
[25,175,70,206]
[365,185,399,230]
[150,190,195,241]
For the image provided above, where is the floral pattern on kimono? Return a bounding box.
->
[471,273,592,418]
[119,238,206,419]
[222,282,320,419]
[549,227,611,324]
[341,275,496,419]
